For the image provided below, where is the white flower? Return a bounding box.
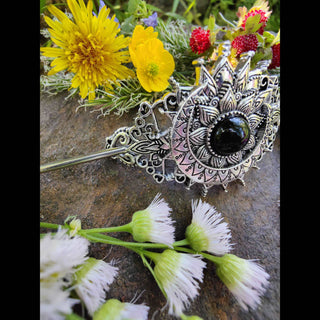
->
[40,280,78,320]
[215,254,270,311]
[153,249,206,316]
[131,193,175,247]
[73,257,118,316]
[93,299,149,320]
[186,199,232,255]
[40,228,89,282]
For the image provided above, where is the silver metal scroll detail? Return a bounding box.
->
[105,45,280,195]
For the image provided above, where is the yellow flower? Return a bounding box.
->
[40,0,134,100]
[129,25,158,67]
[128,25,174,93]
[134,38,175,93]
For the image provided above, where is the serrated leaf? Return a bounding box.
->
[244,14,263,34]
[210,32,216,44]
[251,50,265,68]
[270,29,280,46]
[224,28,243,42]
[251,47,272,68]
[263,31,275,47]
[208,15,215,32]
[256,33,264,44]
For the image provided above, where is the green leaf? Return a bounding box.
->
[164,11,188,22]
[270,29,280,46]
[256,32,265,45]
[263,31,275,47]
[207,15,215,32]
[40,0,46,14]
[184,0,196,15]
[120,15,136,34]
[146,4,163,13]
[244,14,263,34]
[127,0,139,13]
[251,47,273,68]
[171,0,180,13]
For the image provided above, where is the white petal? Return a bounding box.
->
[75,259,118,315]
[191,199,232,255]
[40,228,89,281]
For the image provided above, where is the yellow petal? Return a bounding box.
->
[136,70,152,92]
[150,76,169,92]
[159,50,175,76]
[47,4,71,24]
[79,81,89,99]
[40,47,63,58]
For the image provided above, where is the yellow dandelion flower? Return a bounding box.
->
[134,38,175,93]
[129,25,158,67]
[40,0,134,100]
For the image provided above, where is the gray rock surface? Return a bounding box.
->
[40,92,280,320]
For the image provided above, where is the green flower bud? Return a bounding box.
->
[93,299,123,320]
[214,254,270,311]
[130,193,175,246]
[131,209,152,243]
[93,299,149,320]
[185,223,209,252]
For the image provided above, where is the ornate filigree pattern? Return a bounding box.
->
[105,43,280,195]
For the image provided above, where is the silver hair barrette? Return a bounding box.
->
[40,43,280,196]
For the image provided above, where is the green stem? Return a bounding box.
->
[200,252,223,265]
[218,12,237,27]
[79,232,130,247]
[175,246,224,265]
[140,250,162,264]
[80,232,167,251]
[174,246,196,254]
[139,251,167,298]
[81,222,133,235]
[173,238,189,247]
[40,222,60,230]
[40,221,192,252]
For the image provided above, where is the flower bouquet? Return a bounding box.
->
[40,1,279,319]
[40,0,279,117]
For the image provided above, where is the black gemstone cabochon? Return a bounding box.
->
[210,115,250,156]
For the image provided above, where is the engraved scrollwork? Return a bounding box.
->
[104,44,280,195]
[171,51,280,192]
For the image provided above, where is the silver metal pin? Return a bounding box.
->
[40,146,128,173]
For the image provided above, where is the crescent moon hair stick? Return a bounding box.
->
[40,42,280,197]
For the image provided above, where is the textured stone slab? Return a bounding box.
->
[40,92,280,320]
